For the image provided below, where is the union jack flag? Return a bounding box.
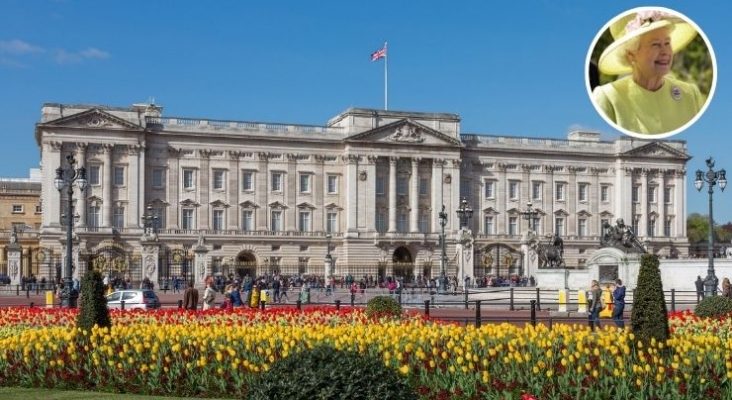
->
[370,43,387,61]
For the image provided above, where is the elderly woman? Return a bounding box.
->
[593,10,704,135]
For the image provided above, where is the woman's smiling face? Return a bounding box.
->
[630,27,673,80]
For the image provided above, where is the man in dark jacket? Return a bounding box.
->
[611,279,626,329]
[695,276,705,303]
[183,282,199,310]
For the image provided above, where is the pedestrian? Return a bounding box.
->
[722,277,732,299]
[611,279,626,329]
[695,275,704,303]
[202,278,216,311]
[183,282,199,310]
[230,283,243,307]
[588,280,603,332]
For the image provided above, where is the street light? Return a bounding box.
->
[438,205,448,293]
[521,201,538,232]
[695,157,727,296]
[141,204,159,237]
[455,197,474,229]
[54,154,87,308]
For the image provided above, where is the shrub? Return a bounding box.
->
[246,345,416,400]
[630,254,669,344]
[76,269,111,332]
[365,295,402,319]
[695,295,732,318]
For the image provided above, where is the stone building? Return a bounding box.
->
[0,170,44,281]
[33,103,690,287]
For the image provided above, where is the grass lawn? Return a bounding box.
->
[0,387,238,400]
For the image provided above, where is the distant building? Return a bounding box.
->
[32,102,690,286]
[0,169,44,280]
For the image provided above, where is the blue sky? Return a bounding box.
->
[1,0,731,223]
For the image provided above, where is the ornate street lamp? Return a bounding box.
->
[54,154,87,308]
[141,204,159,237]
[521,201,539,232]
[438,205,448,294]
[455,197,474,229]
[695,157,727,296]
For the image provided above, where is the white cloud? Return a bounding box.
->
[55,47,110,64]
[80,47,109,59]
[0,39,44,55]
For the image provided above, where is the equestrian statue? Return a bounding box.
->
[536,233,565,268]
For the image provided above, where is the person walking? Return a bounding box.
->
[611,279,626,329]
[202,279,216,310]
[695,275,704,303]
[589,280,603,332]
[722,277,732,299]
[183,282,199,310]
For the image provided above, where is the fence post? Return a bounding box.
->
[475,300,481,328]
[26,287,30,299]
[530,300,537,327]
[670,289,676,313]
[16,285,19,296]
[335,299,341,311]
[424,300,430,317]
[29,302,34,308]
[351,293,355,306]
[535,287,541,311]
[260,300,265,310]
[510,288,515,311]
[121,300,125,310]
[296,300,302,311]
[464,287,469,310]
[177,300,183,309]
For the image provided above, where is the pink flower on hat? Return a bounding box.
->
[625,10,673,33]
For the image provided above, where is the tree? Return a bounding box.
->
[76,269,111,333]
[630,254,670,346]
[686,213,731,249]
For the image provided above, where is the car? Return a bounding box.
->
[106,289,161,310]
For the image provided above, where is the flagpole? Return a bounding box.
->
[384,42,388,110]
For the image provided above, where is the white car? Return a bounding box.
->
[106,289,161,310]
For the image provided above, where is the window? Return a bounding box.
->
[183,169,195,190]
[271,173,282,192]
[113,166,125,186]
[241,210,253,231]
[555,183,565,201]
[88,166,101,186]
[578,218,587,237]
[664,187,672,204]
[35,204,42,213]
[648,186,656,203]
[270,210,282,231]
[601,185,609,202]
[555,218,565,236]
[152,207,165,230]
[299,211,311,232]
[299,174,310,193]
[419,178,429,196]
[11,205,23,214]
[327,175,338,194]
[508,216,518,235]
[648,219,656,237]
[375,177,385,195]
[86,206,100,228]
[418,213,429,233]
[182,209,195,230]
[397,177,407,195]
[532,182,542,200]
[152,169,165,189]
[631,219,639,235]
[327,212,338,233]
[113,206,124,229]
[460,180,470,198]
[533,218,542,235]
[484,216,494,235]
[212,209,224,230]
[664,218,672,236]
[242,172,253,191]
[213,170,225,190]
[375,212,386,233]
[397,213,408,232]
[509,182,519,200]
[578,184,588,202]
[484,181,494,198]
[632,186,640,203]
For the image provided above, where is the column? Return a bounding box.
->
[228,151,241,228]
[545,165,555,236]
[658,170,666,237]
[450,159,461,233]
[128,144,141,228]
[102,144,113,228]
[675,169,685,237]
[639,169,648,237]
[410,158,420,233]
[345,154,359,235]
[74,143,88,228]
[256,152,269,230]
[44,141,64,227]
[431,159,444,233]
[137,143,146,228]
[590,167,600,235]
[567,166,577,236]
[199,150,211,229]
[314,155,325,231]
[365,156,378,232]
[167,147,181,229]
[497,163,508,234]
[388,157,397,233]
[285,153,298,231]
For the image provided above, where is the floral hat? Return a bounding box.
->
[598,10,697,75]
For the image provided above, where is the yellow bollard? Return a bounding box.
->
[46,291,54,308]
[600,285,613,318]
[558,289,567,313]
[577,290,587,313]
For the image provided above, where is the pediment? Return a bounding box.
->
[482,207,499,215]
[577,210,592,217]
[268,201,288,210]
[149,198,169,207]
[324,202,343,211]
[239,200,259,209]
[210,200,230,208]
[506,208,521,216]
[622,141,689,160]
[297,202,316,210]
[42,109,144,131]
[554,209,569,217]
[344,119,462,147]
[86,195,103,206]
[600,210,614,218]
[180,198,200,207]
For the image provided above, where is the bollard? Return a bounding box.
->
[475,300,481,328]
[350,293,355,307]
[335,300,341,311]
[548,317,553,330]
[26,288,30,299]
[464,288,469,310]
[510,288,515,311]
[296,300,302,311]
[558,289,568,313]
[424,300,430,317]
[177,300,183,309]
[121,300,125,310]
[30,302,34,308]
[535,287,541,311]
[260,300,265,310]
[16,285,19,296]
[670,289,676,313]
[398,291,402,305]
[530,300,537,327]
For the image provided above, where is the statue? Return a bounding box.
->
[197,234,205,248]
[537,233,565,268]
[9,226,17,244]
[600,218,647,253]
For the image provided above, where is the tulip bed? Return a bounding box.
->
[0,307,729,399]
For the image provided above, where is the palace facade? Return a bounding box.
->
[30,103,690,286]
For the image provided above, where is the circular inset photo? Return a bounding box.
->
[586,7,716,139]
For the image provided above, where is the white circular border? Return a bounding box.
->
[585,6,718,139]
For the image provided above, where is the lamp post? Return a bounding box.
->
[141,204,159,237]
[438,205,448,293]
[695,157,727,296]
[521,201,538,232]
[455,197,474,229]
[325,233,333,277]
[54,154,87,308]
